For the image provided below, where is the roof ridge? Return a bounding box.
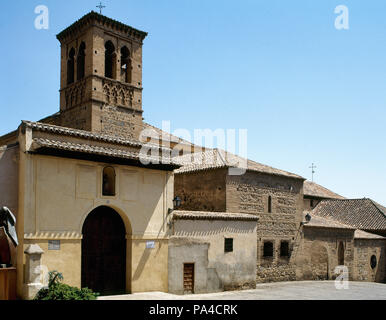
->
[320,198,370,202]
[369,199,386,218]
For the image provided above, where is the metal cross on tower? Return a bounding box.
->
[96,2,106,14]
[309,163,317,182]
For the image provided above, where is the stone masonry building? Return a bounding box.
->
[0,11,385,299]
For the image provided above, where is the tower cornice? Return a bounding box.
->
[56,11,148,43]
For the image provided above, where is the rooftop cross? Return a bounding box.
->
[309,163,317,182]
[96,2,106,14]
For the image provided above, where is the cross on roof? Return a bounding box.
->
[309,163,317,182]
[96,2,106,14]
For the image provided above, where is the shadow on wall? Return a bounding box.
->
[310,242,329,280]
[0,146,18,215]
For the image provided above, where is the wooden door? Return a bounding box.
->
[82,206,126,296]
[183,263,194,294]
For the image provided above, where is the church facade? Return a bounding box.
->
[0,12,385,299]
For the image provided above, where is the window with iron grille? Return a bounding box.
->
[224,238,233,253]
[263,241,274,257]
[280,241,290,257]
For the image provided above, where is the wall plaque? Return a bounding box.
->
[146,241,155,249]
[48,240,60,250]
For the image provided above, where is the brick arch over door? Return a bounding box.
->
[81,206,129,296]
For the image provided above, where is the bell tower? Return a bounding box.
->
[56,11,147,140]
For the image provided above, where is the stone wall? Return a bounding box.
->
[354,239,386,282]
[174,169,227,212]
[171,218,257,293]
[298,227,355,281]
[226,171,304,282]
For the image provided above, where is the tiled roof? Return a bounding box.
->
[31,138,178,166]
[354,230,386,240]
[303,181,345,199]
[172,210,259,221]
[141,122,196,146]
[23,120,142,147]
[312,198,386,231]
[23,120,169,152]
[305,214,355,230]
[174,149,304,179]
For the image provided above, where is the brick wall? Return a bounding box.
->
[174,169,227,212]
[354,239,386,282]
[299,227,355,281]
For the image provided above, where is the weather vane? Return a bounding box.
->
[309,163,316,182]
[96,2,106,14]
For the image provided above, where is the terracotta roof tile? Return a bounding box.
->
[303,181,345,199]
[23,120,170,152]
[31,138,178,166]
[312,198,386,231]
[174,149,304,179]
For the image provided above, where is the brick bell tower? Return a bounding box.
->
[56,11,147,140]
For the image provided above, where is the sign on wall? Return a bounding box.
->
[48,240,60,250]
[146,241,155,249]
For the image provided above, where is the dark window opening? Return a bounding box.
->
[310,200,314,208]
[105,41,116,79]
[67,48,75,85]
[280,241,290,257]
[370,255,377,269]
[77,42,86,80]
[268,196,272,213]
[120,46,131,83]
[338,241,345,265]
[263,241,274,257]
[224,238,233,253]
[102,166,116,196]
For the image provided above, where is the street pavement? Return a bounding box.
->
[98,281,386,300]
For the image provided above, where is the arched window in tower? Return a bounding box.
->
[105,41,116,79]
[120,46,131,83]
[102,166,116,196]
[77,42,86,81]
[67,48,75,85]
[268,196,272,213]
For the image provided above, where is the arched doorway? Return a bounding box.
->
[82,206,126,295]
[338,241,345,266]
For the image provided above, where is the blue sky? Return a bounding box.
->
[0,1,385,204]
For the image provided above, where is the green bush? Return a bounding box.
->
[34,271,99,300]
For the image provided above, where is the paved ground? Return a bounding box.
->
[98,281,386,300]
